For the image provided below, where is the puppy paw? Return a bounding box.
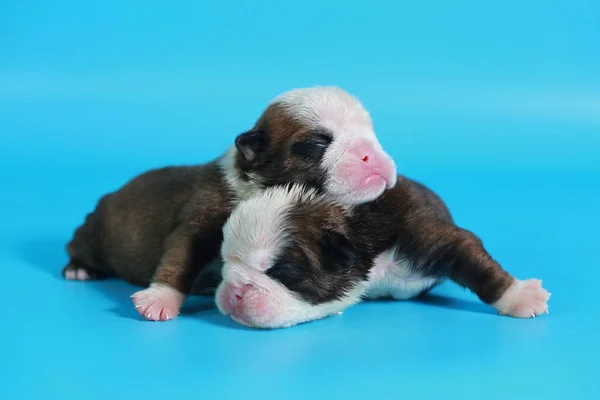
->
[493,279,550,318]
[63,264,101,281]
[131,284,185,321]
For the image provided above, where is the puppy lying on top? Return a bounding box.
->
[216,182,550,329]
[63,86,397,321]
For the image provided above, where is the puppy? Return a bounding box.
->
[63,86,397,321]
[216,182,550,328]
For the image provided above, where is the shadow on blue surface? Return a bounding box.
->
[14,236,259,329]
[16,237,141,319]
[16,237,68,279]
[412,293,496,316]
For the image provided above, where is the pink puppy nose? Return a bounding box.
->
[227,285,247,310]
[360,150,374,166]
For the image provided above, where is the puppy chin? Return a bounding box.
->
[230,307,296,330]
[327,175,389,205]
[245,311,335,330]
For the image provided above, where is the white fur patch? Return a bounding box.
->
[272,86,373,135]
[217,146,263,201]
[221,184,319,273]
[264,281,367,329]
[363,247,440,300]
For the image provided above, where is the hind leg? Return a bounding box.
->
[63,211,115,282]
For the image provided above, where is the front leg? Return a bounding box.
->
[132,224,224,321]
[426,227,550,318]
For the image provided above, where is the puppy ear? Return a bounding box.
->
[320,230,357,269]
[235,128,269,163]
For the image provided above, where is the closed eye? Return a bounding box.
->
[266,262,307,289]
[290,129,333,161]
[309,130,333,146]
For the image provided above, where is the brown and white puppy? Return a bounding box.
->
[216,182,550,329]
[63,86,397,321]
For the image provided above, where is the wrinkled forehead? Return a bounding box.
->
[271,87,375,140]
[222,185,319,271]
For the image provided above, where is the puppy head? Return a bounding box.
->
[215,184,369,329]
[223,86,397,204]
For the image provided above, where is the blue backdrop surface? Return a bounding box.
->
[1,1,599,399]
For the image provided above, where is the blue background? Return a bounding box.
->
[1,1,599,399]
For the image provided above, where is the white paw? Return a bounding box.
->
[493,279,550,318]
[131,284,185,321]
[64,266,91,281]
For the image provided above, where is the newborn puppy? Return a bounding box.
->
[63,86,397,321]
[216,182,550,328]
